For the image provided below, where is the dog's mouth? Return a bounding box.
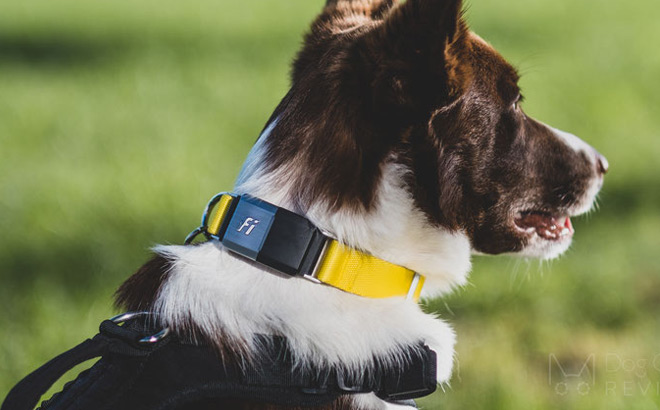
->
[514,211,574,241]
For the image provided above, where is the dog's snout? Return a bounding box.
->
[547,125,608,177]
[595,152,609,175]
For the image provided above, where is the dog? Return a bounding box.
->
[113,0,607,408]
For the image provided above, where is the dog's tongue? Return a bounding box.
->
[565,217,574,234]
[515,213,573,240]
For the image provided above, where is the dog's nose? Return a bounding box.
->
[595,151,609,175]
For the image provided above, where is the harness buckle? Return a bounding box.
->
[376,346,438,401]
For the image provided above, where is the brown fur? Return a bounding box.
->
[115,254,172,311]
[258,0,599,253]
[114,255,363,409]
[116,0,603,408]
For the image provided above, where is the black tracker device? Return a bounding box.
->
[215,195,328,277]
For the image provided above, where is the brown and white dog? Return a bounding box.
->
[116,0,607,408]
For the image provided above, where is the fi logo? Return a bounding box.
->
[222,195,277,260]
[237,218,260,236]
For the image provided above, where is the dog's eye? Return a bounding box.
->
[512,94,524,111]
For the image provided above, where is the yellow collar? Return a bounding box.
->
[187,193,425,302]
[311,240,425,301]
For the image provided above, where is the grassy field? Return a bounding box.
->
[1,0,659,408]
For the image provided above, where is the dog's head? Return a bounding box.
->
[255,0,606,261]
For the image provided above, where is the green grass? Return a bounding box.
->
[1,0,659,408]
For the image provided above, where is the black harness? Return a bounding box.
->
[2,315,438,410]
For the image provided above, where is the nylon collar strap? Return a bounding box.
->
[193,194,425,301]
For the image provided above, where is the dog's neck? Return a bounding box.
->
[151,120,470,386]
[235,118,472,295]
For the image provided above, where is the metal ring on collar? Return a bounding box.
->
[184,191,231,245]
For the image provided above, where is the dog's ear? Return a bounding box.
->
[376,0,463,48]
[324,0,397,20]
[359,0,465,114]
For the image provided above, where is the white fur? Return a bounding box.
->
[305,161,471,297]
[507,124,603,260]
[235,117,278,186]
[548,126,605,209]
[550,126,595,157]
[239,124,472,295]
[517,229,573,260]
[353,394,418,409]
[513,195,599,260]
[151,123,470,407]
[150,108,603,407]
[153,242,456,382]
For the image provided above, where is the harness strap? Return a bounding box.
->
[2,316,438,410]
[2,338,106,410]
[2,319,158,410]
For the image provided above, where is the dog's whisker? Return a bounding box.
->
[20,1,607,407]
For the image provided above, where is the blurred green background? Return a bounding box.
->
[1,0,658,408]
